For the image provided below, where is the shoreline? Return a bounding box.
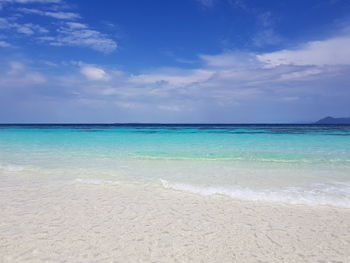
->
[1,182,349,262]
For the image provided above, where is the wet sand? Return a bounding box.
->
[0,182,349,263]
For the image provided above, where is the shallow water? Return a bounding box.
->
[1,124,350,207]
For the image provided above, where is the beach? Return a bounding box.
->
[2,0,350,261]
[1,181,349,263]
[1,124,350,262]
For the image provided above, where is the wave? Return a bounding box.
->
[160,179,350,208]
[132,153,350,164]
[70,176,350,208]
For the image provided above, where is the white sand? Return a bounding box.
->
[0,182,349,263]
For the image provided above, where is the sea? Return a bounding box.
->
[1,124,350,207]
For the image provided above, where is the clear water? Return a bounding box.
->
[1,124,350,207]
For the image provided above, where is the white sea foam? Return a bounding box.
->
[160,179,350,208]
[0,164,25,172]
[133,154,350,164]
[70,178,350,208]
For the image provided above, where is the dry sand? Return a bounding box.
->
[0,182,349,263]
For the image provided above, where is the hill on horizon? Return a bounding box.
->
[315,116,350,124]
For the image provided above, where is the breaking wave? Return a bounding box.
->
[160,179,350,208]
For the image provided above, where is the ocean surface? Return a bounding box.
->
[1,124,350,207]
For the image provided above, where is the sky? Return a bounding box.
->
[0,0,350,123]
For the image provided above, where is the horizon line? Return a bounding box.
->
[0,122,325,125]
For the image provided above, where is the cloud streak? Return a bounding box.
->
[2,0,61,3]
[257,35,350,67]
[0,17,49,35]
[34,22,117,53]
[0,0,117,53]
[18,7,80,20]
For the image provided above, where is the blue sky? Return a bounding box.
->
[0,0,350,123]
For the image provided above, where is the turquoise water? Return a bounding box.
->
[1,124,350,207]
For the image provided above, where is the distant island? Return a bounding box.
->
[315,116,350,124]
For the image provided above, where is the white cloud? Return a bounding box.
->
[80,66,109,81]
[8,61,25,74]
[44,22,117,53]
[0,18,48,35]
[158,105,185,112]
[257,36,350,67]
[0,18,10,29]
[256,12,274,28]
[18,7,80,20]
[249,11,284,48]
[252,28,283,47]
[0,40,11,47]
[200,52,257,68]
[15,24,34,34]
[281,96,299,102]
[1,2,117,53]
[278,68,324,81]
[111,70,124,77]
[2,49,349,123]
[66,22,87,29]
[2,0,61,3]
[24,72,46,84]
[112,34,350,108]
[129,69,213,86]
[21,30,350,111]
[2,26,350,122]
[115,101,141,109]
[0,61,46,88]
[17,23,48,34]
